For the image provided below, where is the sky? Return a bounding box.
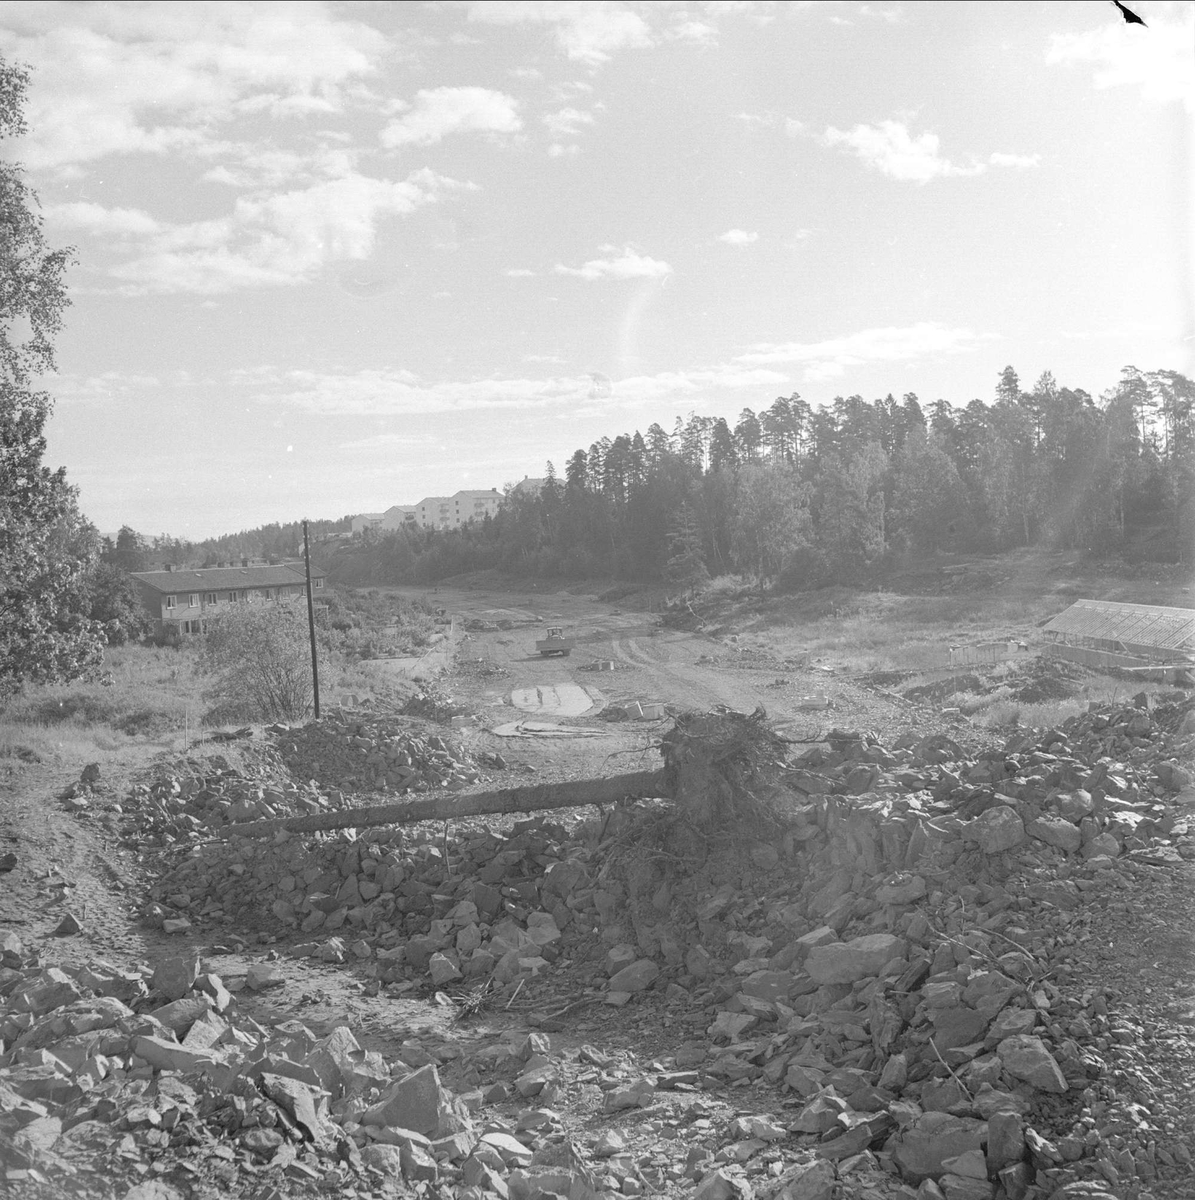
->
[1,0,1192,539]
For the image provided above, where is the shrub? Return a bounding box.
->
[198,605,318,722]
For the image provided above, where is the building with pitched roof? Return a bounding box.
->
[130,562,326,639]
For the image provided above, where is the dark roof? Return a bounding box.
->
[132,564,323,593]
[1043,600,1195,654]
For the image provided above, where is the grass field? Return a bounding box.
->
[0,644,203,766]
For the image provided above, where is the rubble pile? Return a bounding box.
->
[147,814,597,982]
[400,688,471,724]
[274,710,482,795]
[98,753,346,848]
[125,696,1195,1198]
[0,936,576,1199]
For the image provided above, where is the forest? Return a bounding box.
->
[326,364,1195,591]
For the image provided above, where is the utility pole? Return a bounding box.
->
[302,519,321,719]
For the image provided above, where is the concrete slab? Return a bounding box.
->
[509,683,596,717]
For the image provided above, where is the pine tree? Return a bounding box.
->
[664,503,709,597]
[0,59,103,690]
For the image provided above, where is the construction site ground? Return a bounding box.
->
[1,562,1193,1200]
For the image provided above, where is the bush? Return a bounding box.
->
[198,605,318,722]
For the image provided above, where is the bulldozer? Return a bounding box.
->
[534,626,573,657]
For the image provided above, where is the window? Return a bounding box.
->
[188,594,199,608]
[184,620,202,634]
[204,592,217,604]
[227,591,238,602]
[165,595,176,610]
[314,578,324,589]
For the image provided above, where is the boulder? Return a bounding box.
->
[965,806,1026,854]
[1026,816,1082,853]
[805,934,906,984]
[607,959,659,993]
[890,1112,986,1184]
[996,1036,1068,1093]
[363,1064,461,1136]
[151,956,199,1002]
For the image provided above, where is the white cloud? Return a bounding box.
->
[821,121,985,183]
[45,202,163,236]
[554,245,673,280]
[51,370,166,403]
[1047,6,1195,113]
[380,86,522,147]
[988,152,1040,169]
[0,2,385,170]
[100,170,470,294]
[666,18,719,46]
[200,143,358,188]
[718,228,758,245]
[466,1,652,65]
[248,361,785,416]
[542,106,595,137]
[338,432,437,450]
[858,4,902,22]
[736,321,997,380]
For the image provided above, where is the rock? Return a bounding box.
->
[606,943,638,975]
[998,1162,1032,1200]
[996,1035,1068,1093]
[938,1173,994,1200]
[695,1168,740,1200]
[401,1140,439,1182]
[245,963,283,991]
[303,1026,363,1097]
[149,994,212,1036]
[124,1184,186,1200]
[890,1113,987,1184]
[261,1072,332,1146]
[1082,832,1120,859]
[480,1131,533,1167]
[361,1143,405,1176]
[986,1111,1024,1172]
[930,1006,991,1049]
[152,955,199,1002]
[131,1035,219,1073]
[772,1159,836,1200]
[805,934,906,984]
[792,1093,848,1134]
[877,874,928,905]
[428,953,463,986]
[606,958,659,993]
[603,1078,656,1111]
[1046,1183,1119,1200]
[729,1115,786,1142]
[1026,816,1082,853]
[52,912,84,936]
[740,971,795,1003]
[1051,790,1093,822]
[363,1064,459,1136]
[965,806,1026,854]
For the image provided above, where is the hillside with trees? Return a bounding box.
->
[326,365,1195,591]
